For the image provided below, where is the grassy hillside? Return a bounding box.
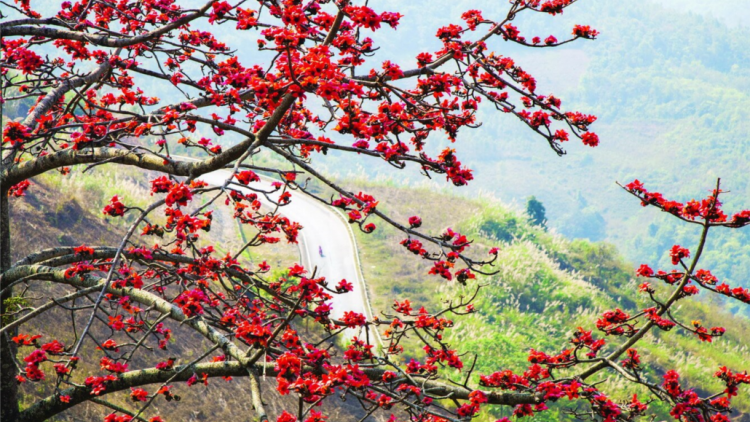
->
[458,0,750,294]
[300,0,750,301]
[9,171,360,422]
[346,180,750,421]
[8,157,750,421]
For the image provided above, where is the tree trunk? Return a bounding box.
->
[1,187,20,421]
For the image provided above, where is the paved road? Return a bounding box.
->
[197,170,377,343]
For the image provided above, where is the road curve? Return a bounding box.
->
[197,170,380,345]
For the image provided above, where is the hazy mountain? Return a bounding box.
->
[316,0,750,300]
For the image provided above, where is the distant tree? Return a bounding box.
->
[525,196,547,228]
[2,1,749,422]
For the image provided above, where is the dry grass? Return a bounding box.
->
[8,171,353,422]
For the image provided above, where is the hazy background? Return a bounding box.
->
[8,0,748,305]
[313,0,750,306]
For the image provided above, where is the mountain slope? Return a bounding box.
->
[347,180,750,421]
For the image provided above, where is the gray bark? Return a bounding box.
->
[1,188,20,421]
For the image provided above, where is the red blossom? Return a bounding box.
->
[9,180,31,197]
[572,24,600,38]
[130,388,148,402]
[103,196,126,217]
[669,245,690,265]
[3,121,32,145]
[236,170,260,185]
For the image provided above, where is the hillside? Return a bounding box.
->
[9,173,379,422]
[12,0,749,300]
[8,157,750,421]
[344,180,750,421]
[302,0,750,302]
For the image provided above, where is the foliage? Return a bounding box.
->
[437,0,750,292]
[525,196,547,228]
[2,296,30,325]
[351,181,750,421]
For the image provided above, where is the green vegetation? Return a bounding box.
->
[525,196,547,229]
[6,2,749,417]
[311,0,750,303]
[349,181,750,421]
[2,297,30,325]
[463,0,750,295]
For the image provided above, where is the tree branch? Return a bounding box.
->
[3,1,216,48]
[4,264,251,364]
[20,357,539,422]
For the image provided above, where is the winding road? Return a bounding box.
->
[197,169,381,346]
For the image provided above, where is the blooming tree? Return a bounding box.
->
[2,0,747,421]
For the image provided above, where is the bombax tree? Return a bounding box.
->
[1,0,749,421]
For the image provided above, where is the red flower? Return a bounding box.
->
[456,268,475,285]
[24,349,47,365]
[12,47,44,74]
[165,183,193,207]
[416,52,434,68]
[156,359,175,371]
[187,373,208,386]
[12,334,42,346]
[336,279,353,293]
[9,180,31,197]
[3,121,32,145]
[381,60,403,80]
[236,170,260,185]
[669,245,690,265]
[130,388,148,401]
[98,339,119,352]
[436,24,463,41]
[394,299,412,315]
[151,176,173,194]
[277,411,297,422]
[342,311,367,328]
[103,196,126,217]
[53,363,70,375]
[41,340,65,355]
[573,24,600,38]
[25,364,45,381]
[636,264,654,277]
[209,0,232,22]
[348,210,362,222]
[582,132,599,147]
[457,403,479,417]
[461,10,483,30]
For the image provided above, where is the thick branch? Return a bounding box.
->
[3,136,256,186]
[20,360,539,422]
[6,247,296,310]
[21,53,117,129]
[18,361,264,422]
[3,1,216,48]
[3,264,250,363]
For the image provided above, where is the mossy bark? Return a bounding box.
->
[1,188,20,421]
